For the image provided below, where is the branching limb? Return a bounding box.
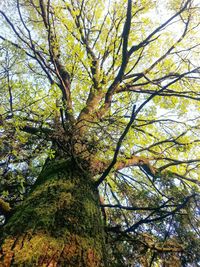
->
[39,0,74,122]
[101,200,175,212]
[124,194,196,233]
[0,11,54,83]
[159,158,200,172]
[128,0,192,56]
[103,0,132,111]
[95,105,136,186]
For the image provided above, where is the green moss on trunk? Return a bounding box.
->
[0,159,106,266]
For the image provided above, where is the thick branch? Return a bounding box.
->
[21,125,53,135]
[39,0,73,121]
[66,3,106,123]
[104,0,132,107]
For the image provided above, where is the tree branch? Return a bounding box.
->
[124,194,195,232]
[128,0,191,56]
[104,0,132,108]
[95,105,136,186]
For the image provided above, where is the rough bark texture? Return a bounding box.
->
[0,158,106,266]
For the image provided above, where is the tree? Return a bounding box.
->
[0,0,200,265]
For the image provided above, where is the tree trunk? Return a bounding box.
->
[0,158,106,266]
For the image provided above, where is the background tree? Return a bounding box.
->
[0,0,200,266]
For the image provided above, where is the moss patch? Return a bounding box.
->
[1,160,106,266]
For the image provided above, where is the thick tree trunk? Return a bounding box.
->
[0,158,106,266]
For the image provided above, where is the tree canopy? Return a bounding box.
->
[0,0,200,266]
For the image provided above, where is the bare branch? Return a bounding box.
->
[96,105,136,187]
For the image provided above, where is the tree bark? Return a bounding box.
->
[0,158,107,267]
